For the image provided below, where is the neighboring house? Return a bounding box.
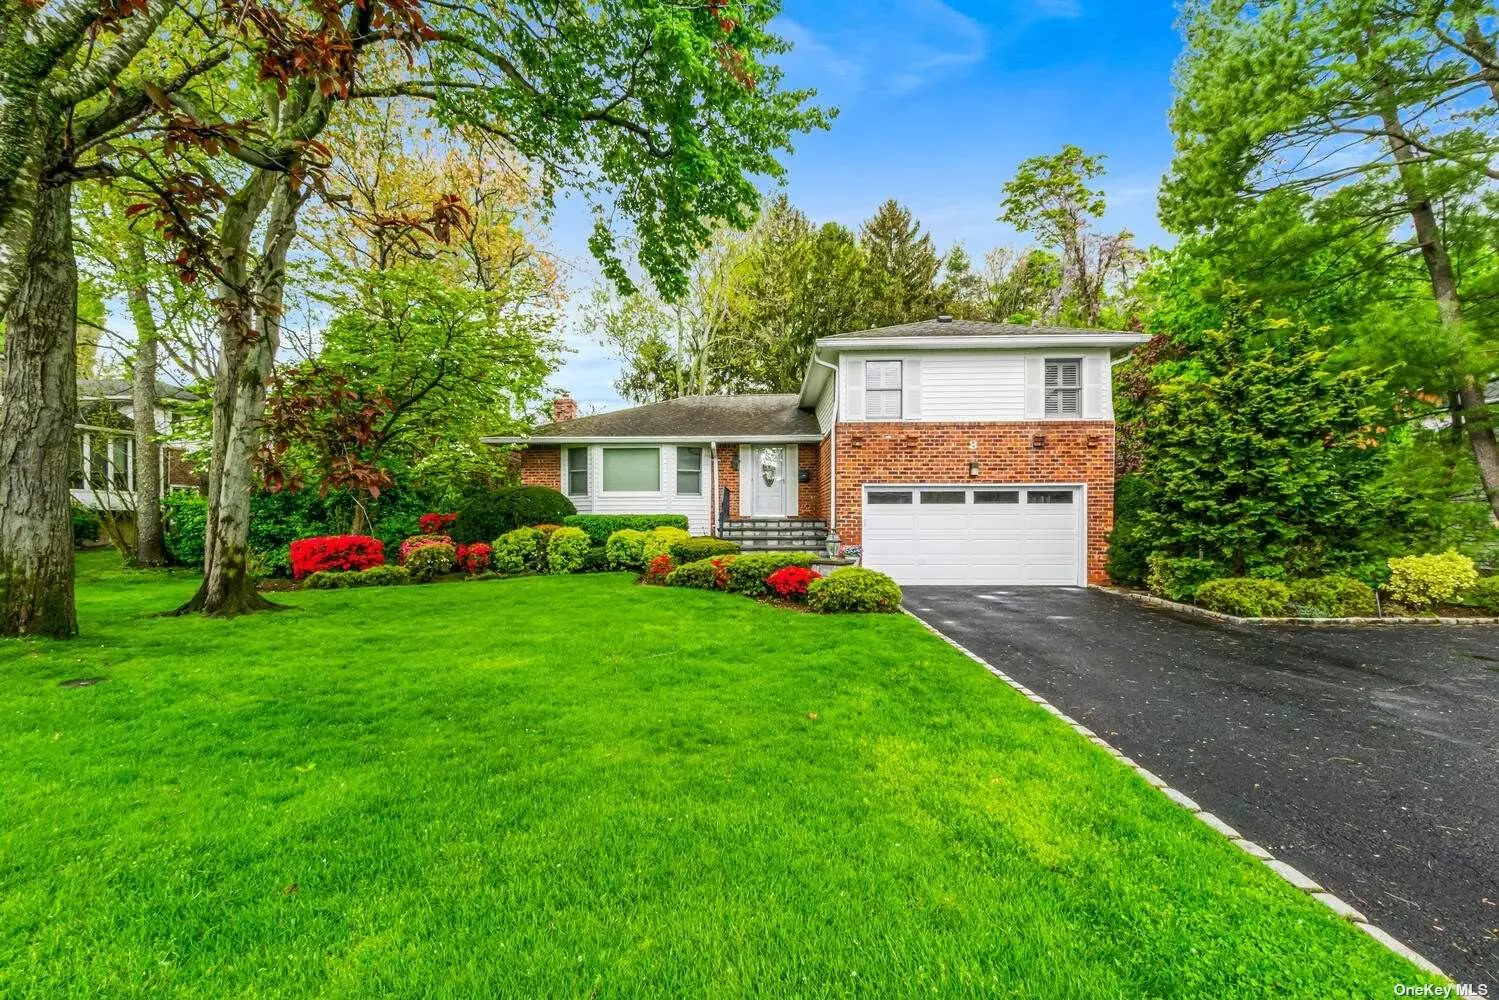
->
[72,378,203,513]
[488,317,1149,586]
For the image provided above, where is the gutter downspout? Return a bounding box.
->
[811,355,839,533]
[709,441,719,537]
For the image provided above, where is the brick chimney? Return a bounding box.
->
[551,395,578,423]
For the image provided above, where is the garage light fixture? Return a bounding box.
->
[968,460,980,478]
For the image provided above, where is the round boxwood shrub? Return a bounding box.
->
[405,542,455,582]
[641,526,691,565]
[1287,576,1376,618]
[563,514,690,546]
[1195,578,1291,617]
[354,564,411,587]
[1384,550,1478,610]
[807,567,902,613]
[493,526,544,575]
[669,537,740,562]
[665,555,736,590]
[452,486,576,544]
[606,529,649,571]
[547,526,591,574]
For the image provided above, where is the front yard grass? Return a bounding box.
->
[0,552,1435,997]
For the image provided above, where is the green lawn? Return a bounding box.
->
[0,552,1432,997]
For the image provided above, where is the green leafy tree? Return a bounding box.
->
[999,145,1143,326]
[1165,0,1499,518]
[936,244,985,319]
[1141,290,1392,577]
[856,199,940,328]
[978,247,1063,324]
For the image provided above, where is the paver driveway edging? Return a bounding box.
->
[1105,587,1499,626]
[902,608,1451,981]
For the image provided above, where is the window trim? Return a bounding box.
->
[600,446,662,494]
[864,359,903,420]
[675,446,703,496]
[565,446,589,497]
[1043,357,1082,417]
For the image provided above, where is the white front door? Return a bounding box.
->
[861,485,1085,586]
[750,445,788,516]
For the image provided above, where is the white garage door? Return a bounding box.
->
[861,485,1084,586]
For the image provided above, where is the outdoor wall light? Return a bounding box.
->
[968,460,980,478]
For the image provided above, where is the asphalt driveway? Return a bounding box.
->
[904,586,1499,986]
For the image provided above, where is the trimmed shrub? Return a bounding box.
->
[606,529,649,571]
[563,513,691,546]
[1287,576,1377,618]
[400,533,454,564]
[668,536,740,562]
[406,542,455,582]
[289,535,384,581]
[71,502,101,547]
[162,491,209,566]
[452,486,576,544]
[354,564,411,587]
[1385,550,1478,610]
[1461,575,1499,613]
[493,526,544,575]
[666,555,737,590]
[1195,578,1291,618]
[725,552,818,596]
[581,546,609,573]
[300,570,350,590]
[807,567,902,613]
[643,553,675,584]
[641,526,692,565]
[547,526,591,574]
[1145,554,1222,602]
[767,565,820,600]
[456,542,493,575]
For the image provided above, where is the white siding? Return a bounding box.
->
[568,443,710,535]
[836,348,1115,423]
[814,379,836,432]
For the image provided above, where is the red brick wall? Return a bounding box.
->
[796,443,822,518]
[833,421,1116,584]
[716,444,739,521]
[164,447,203,490]
[519,446,561,490]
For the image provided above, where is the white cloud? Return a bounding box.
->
[776,1,989,98]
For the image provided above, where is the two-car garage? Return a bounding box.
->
[859,485,1085,586]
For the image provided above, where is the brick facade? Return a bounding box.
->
[714,443,822,521]
[520,446,561,491]
[830,421,1116,584]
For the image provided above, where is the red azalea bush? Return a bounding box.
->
[400,533,454,564]
[711,556,734,590]
[419,512,458,535]
[644,553,675,584]
[766,565,821,600]
[289,535,384,581]
[456,542,493,575]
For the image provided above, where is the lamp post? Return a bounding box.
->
[824,529,841,560]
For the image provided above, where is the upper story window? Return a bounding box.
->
[865,360,902,419]
[566,446,588,496]
[1044,358,1081,416]
[675,447,703,495]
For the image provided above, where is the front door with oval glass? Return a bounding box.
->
[750,445,787,516]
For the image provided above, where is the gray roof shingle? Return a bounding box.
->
[818,318,1140,340]
[521,394,818,441]
[78,378,197,403]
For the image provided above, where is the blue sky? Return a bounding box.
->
[550,0,1185,411]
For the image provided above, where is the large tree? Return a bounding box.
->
[855,199,940,329]
[999,145,1143,326]
[1165,0,1499,517]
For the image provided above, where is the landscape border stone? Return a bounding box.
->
[903,608,1451,982]
[1103,587,1499,626]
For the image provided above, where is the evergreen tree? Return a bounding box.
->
[856,200,941,328]
[1141,289,1392,577]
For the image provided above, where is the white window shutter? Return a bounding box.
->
[844,357,864,420]
[1083,355,1107,418]
[902,358,921,420]
[663,444,677,498]
[786,446,800,514]
[738,445,752,516]
[1024,356,1045,419]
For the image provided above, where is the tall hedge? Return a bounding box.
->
[562,513,690,546]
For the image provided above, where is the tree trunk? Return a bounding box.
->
[125,239,165,567]
[1378,99,1499,519]
[0,171,78,637]
[173,174,300,617]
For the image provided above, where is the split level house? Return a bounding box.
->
[487,318,1150,587]
[72,378,203,513]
